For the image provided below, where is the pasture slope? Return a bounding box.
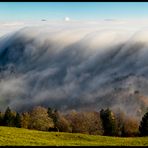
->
[0,126,147,146]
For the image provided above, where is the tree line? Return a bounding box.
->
[0,106,147,137]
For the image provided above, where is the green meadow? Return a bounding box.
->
[0,126,147,146]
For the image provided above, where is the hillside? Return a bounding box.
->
[0,126,147,146]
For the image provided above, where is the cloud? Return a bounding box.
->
[0,20,148,118]
[3,22,24,27]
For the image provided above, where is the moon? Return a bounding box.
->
[64,17,70,21]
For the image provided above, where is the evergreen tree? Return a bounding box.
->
[15,112,21,128]
[53,109,59,124]
[139,111,148,136]
[100,108,117,136]
[3,107,15,127]
[47,107,59,127]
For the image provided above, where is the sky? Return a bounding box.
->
[0,2,148,21]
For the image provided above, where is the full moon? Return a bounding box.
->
[64,17,70,21]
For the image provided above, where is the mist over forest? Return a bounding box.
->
[0,20,148,119]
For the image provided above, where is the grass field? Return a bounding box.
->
[0,126,147,146]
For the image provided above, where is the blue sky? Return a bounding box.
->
[0,2,148,21]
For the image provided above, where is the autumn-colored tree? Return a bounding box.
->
[65,110,87,134]
[65,111,103,135]
[114,108,139,137]
[29,106,54,131]
[85,111,103,135]
[55,113,72,133]
[114,109,126,136]
[20,112,30,129]
[121,116,139,137]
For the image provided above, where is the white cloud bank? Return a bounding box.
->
[0,19,148,118]
[0,19,148,37]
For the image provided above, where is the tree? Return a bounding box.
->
[65,111,103,135]
[48,108,58,123]
[3,107,16,127]
[65,110,87,134]
[85,111,103,135]
[47,107,59,130]
[139,111,148,136]
[29,106,54,131]
[121,116,139,137]
[55,114,72,133]
[20,112,30,129]
[114,109,126,136]
[15,112,21,128]
[100,108,117,136]
[114,108,139,137]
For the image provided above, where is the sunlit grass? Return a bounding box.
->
[0,126,147,146]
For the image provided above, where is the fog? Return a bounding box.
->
[0,19,148,118]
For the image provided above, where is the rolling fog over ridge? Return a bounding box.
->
[0,20,148,118]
